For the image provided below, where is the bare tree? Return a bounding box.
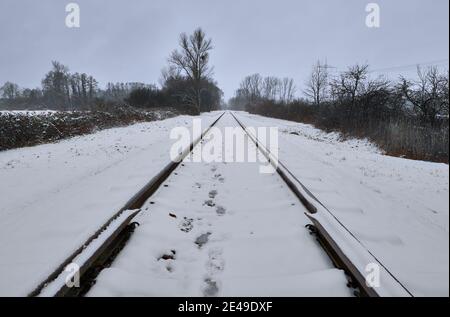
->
[262,76,279,100]
[236,74,296,105]
[0,82,20,100]
[41,61,71,109]
[169,28,213,112]
[304,61,329,105]
[279,77,296,103]
[399,66,449,124]
[330,64,369,108]
[159,65,182,86]
[442,71,449,116]
[239,74,263,103]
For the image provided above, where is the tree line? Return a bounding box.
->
[229,74,296,108]
[0,28,222,114]
[230,62,449,163]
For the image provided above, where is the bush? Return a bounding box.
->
[234,65,449,164]
[0,105,183,151]
[247,100,449,163]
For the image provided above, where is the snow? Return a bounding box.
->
[0,112,220,296]
[38,209,138,297]
[0,109,447,297]
[0,110,59,116]
[233,111,449,297]
[88,113,352,297]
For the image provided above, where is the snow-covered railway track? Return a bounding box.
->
[230,112,413,297]
[28,113,226,297]
[85,113,353,297]
[29,112,408,297]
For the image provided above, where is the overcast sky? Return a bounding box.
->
[0,0,448,99]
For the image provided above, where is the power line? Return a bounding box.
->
[318,59,449,76]
[368,59,449,73]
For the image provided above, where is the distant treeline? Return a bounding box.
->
[0,62,221,114]
[230,63,449,163]
[0,29,223,114]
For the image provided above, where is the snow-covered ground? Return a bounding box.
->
[88,113,352,297]
[0,110,58,116]
[0,110,448,297]
[234,112,449,297]
[0,112,220,296]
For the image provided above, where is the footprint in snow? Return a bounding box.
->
[216,206,226,216]
[195,232,212,248]
[203,278,219,297]
[158,250,176,261]
[208,190,218,199]
[179,217,194,233]
[204,200,216,207]
[207,248,225,274]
